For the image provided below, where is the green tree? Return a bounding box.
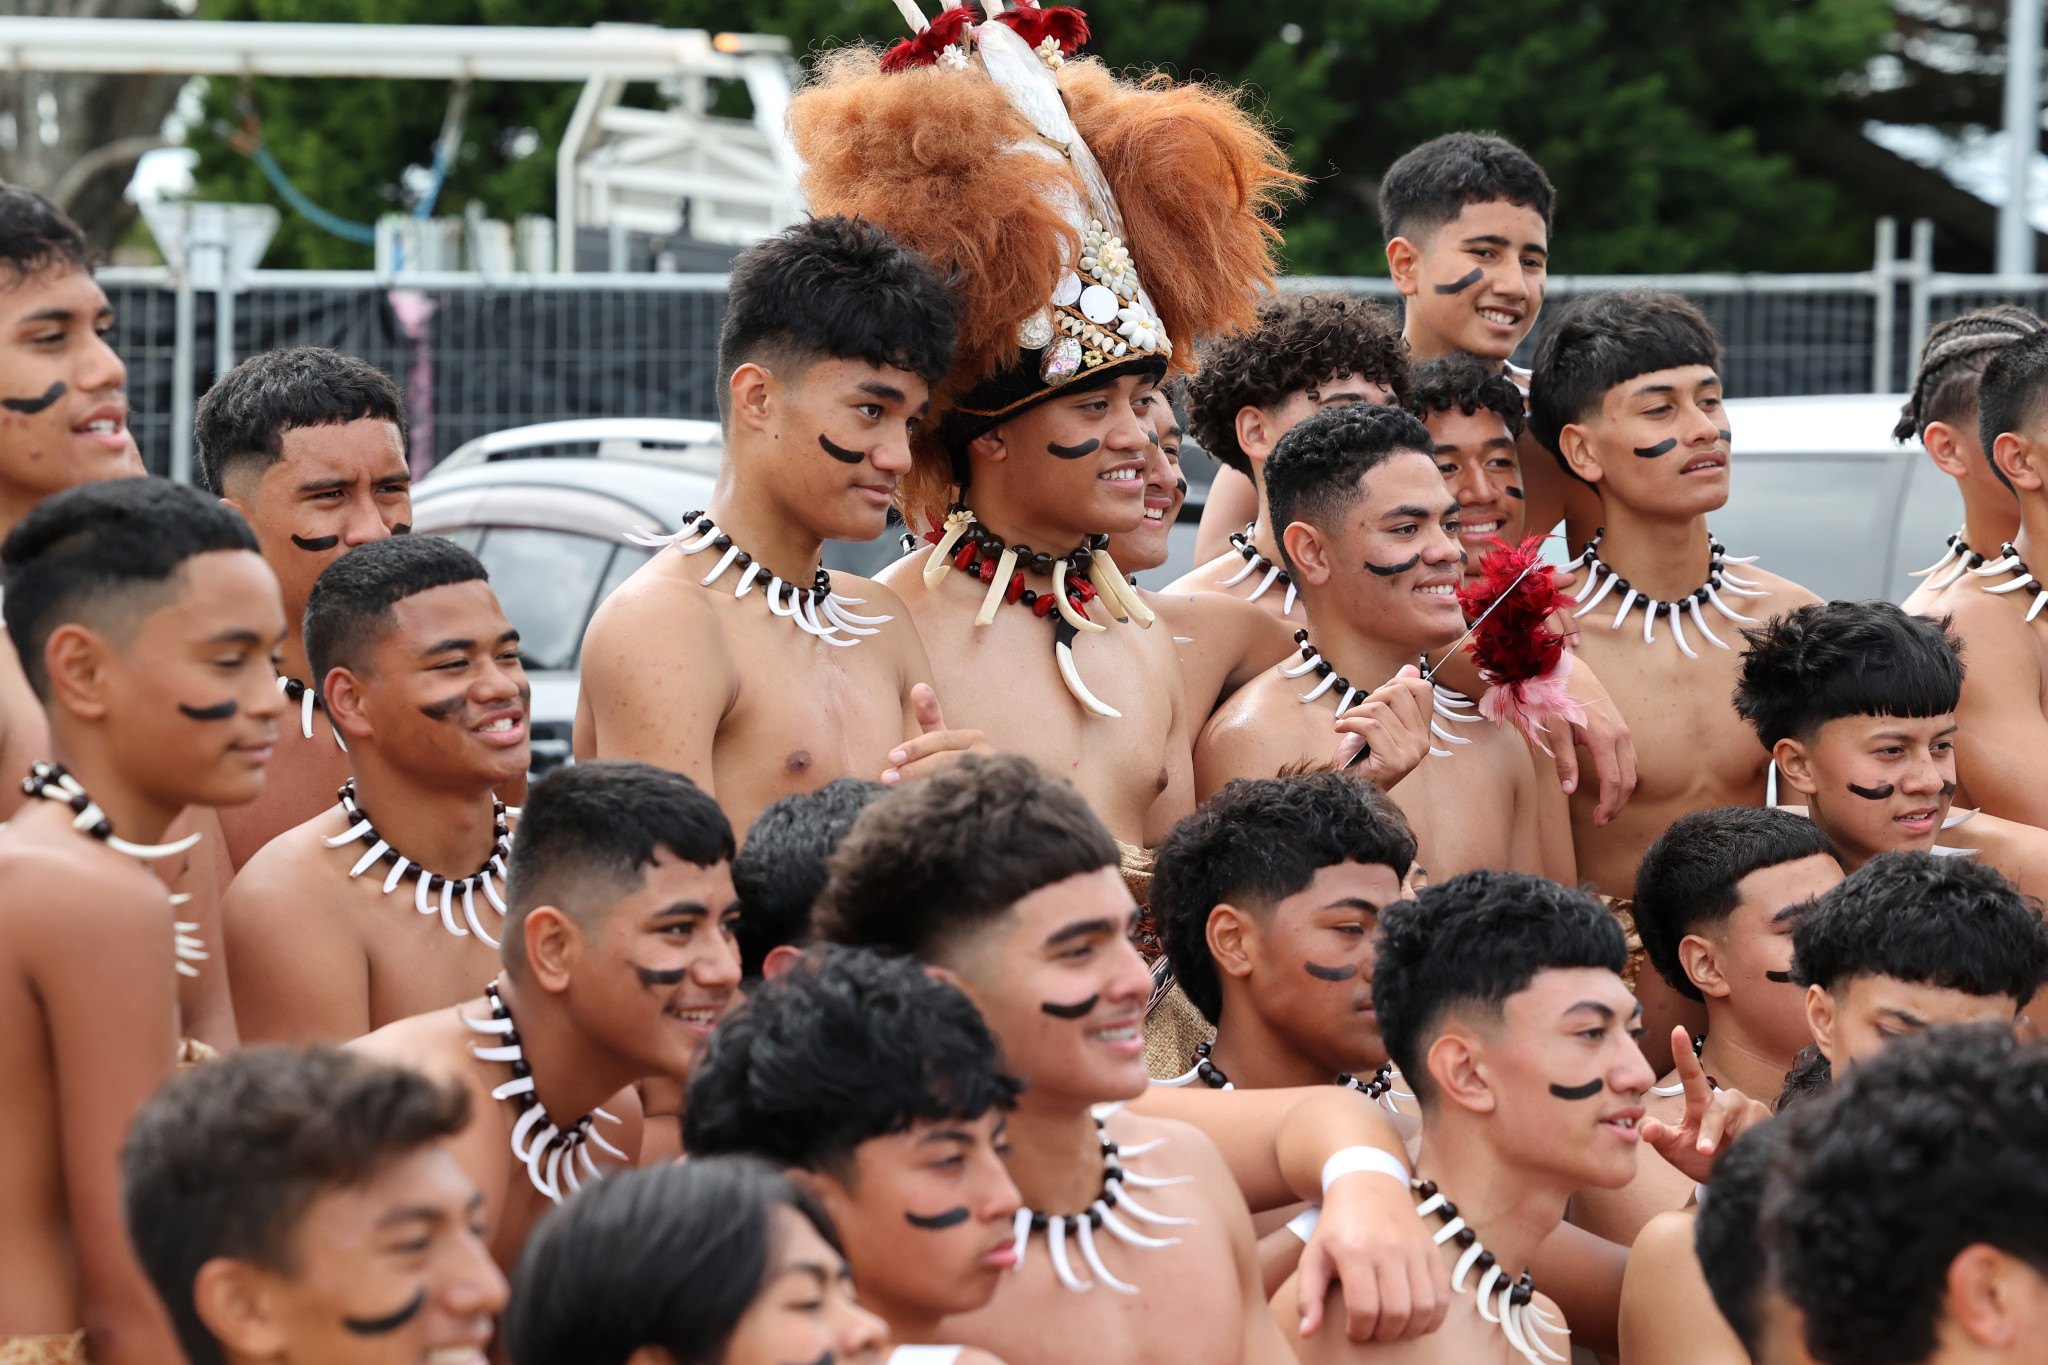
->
[186,0,1895,274]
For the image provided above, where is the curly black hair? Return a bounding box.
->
[1405,352,1526,439]
[732,778,889,981]
[1186,293,1410,478]
[1732,600,1963,750]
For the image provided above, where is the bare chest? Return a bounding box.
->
[327,867,505,1029]
[1392,733,1524,881]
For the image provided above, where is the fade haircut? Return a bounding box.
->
[1184,293,1410,478]
[1790,850,2047,1006]
[716,214,957,420]
[302,534,487,691]
[1977,326,2048,495]
[732,778,889,982]
[193,346,407,496]
[814,752,1118,967]
[1633,806,1839,1001]
[1406,352,1526,440]
[1,477,259,698]
[506,1156,842,1365]
[1692,1122,1786,1359]
[1263,401,1439,572]
[0,184,92,284]
[1374,870,1626,1104]
[1768,1025,2048,1365]
[123,1046,469,1365]
[1895,305,2044,444]
[503,759,734,975]
[1527,289,1721,472]
[1733,600,1963,750]
[1156,772,1417,1024]
[684,946,1021,1179]
[1377,132,1555,246]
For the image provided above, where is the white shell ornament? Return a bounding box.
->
[1018,308,1056,350]
[1052,270,1084,306]
[1040,335,1084,384]
[1078,283,1120,324]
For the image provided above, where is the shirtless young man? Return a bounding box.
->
[352,758,743,1274]
[576,216,981,837]
[1196,403,1546,878]
[1895,308,2041,616]
[1735,599,2048,898]
[123,1046,507,1365]
[0,478,284,1365]
[197,346,413,869]
[225,536,528,1042]
[1530,288,1820,1070]
[688,946,1021,1365]
[1569,805,1841,1247]
[816,752,1462,1360]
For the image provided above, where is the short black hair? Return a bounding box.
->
[1405,352,1526,440]
[505,1156,842,1365]
[1768,1024,2048,1365]
[1790,850,2047,1006]
[1693,1122,1786,1359]
[302,534,486,692]
[814,752,1118,967]
[1264,402,1439,573]
[1373,870,1626,1103]
[1155,772,1417,1024]
[0,184,92,283]
[1977,326,2048,495]
[1733,600,1964,750]
[1633,806,1839,1001]
[123,1046,470,1365]
[1,477,259,698]
[1377,132,1555,245]
[717,215,956,418]
[504,759,735,973]
[732,778,889,982]
[684,945,1020,1178]
[193,346,407,496]
[1185,293,1410,478]
[1527,289,1722,466]
[1895,305,2044,444]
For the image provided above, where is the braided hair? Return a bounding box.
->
[1896,305,2047,443]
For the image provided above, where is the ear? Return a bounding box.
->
[218,491,251,519]
[1805,983,1836,1061]
[1425,1026,1496,1115]
[1281,520,1335,587]
[1919,420,1973,480]
[41,622,116,721]
[1942,1243,2035,1348]
[1236,405,1278,464]
[1993,431,2047,493]
[1385,236,1423,298]
[1556,423,1605,485]
[728,362,778,438]
[761,943,806,981]
[1205,904,1255,982]
[1775,737,1820,799]
[522,904,582,994]
[1676,933,1732,1000]
[922,961,984,1015]
[322,665,375,743]
[968,429,1008,466]
[192,1257,289,1360]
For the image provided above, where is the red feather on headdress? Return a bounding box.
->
[993,1,1090,55]
[880,6,983,72]
[1455,534,1586,752]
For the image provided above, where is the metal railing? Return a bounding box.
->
[97,217,2048,479]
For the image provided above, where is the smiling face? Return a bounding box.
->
[1107,397,1185,572]
[1685,854,1842,1064]
[814,1110,1021,1330]
[0,264,138,515]
[737,354,931,545]
[1425,404,1525,580]
[1228,860,1405,1077]
[1285,448,1468,653]
[720,1205,888,1365]
[223,419,412,641]
[971,373,1159,538]
[948,864,1155,1106]
[1779,714,1958,867]
[1559,364,1731,518]
[1809,974,2020,1069]
[1392,200,1549,361]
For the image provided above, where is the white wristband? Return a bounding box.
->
[1320,1145,1411,1196]
[1286,1206,1321,1243]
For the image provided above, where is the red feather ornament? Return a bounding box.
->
[992,1,1090,56]
[880,5,983,72]
[1455,534,1586,753]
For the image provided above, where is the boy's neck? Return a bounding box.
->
[44,732,181,845]
[348,750,506,876]
[1695,1005,1801,1105]
[1960,480,2021,557]
[1298,601,1442,691]
[866,1291,947,1348]
[1402,321,1460,366]
[707,459,828,587]
[1000,1087,1125,1219]
[2011,496,2048,572]
[493,974,643,1128]
[961,488,1099,561]
[1246,466,1281,561]
[1587,501,1715,601]
[1209,1002,1347,1091]
[1411,1120,1572,1282]
[279,629,313,687]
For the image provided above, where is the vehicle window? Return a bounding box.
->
[1716,454,1910,601]
[596,544,652,606]
[433,526,485,553]
[471,527,616,671]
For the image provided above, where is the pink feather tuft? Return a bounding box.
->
[1457,534,1585,749]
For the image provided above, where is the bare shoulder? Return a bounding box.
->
[226,806,346,900]
[1628,1207,1697,1269]
[1730,558,1820,610]
[0,834,166,935]
[954,1348,1012,1365]
[1162,551,1241,599]
[585,549,727,652]
[827,565,914,615]
[1102,1106,1234,1192]
[1964,813,2048,881]
[350,1000,479,1083]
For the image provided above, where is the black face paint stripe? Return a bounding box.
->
[1504,485,1525,499]
[1941,780,1957,799]
[1633,439,1677,459]
[2,380,65,414]
[1364,554,1423,577]
[1433,268,1484,295]
[291,533,342,552]
[391,523,411,535]
[1040,995,1099,1019]
[1174,478,1188,496]
[178,699,238,721]
[634,964,686,988]
[1047,438,1102,460]
[343,1288,426,1335]
[1304,961,1357,981]
[1146,428,1160,446]
[1716,429,1731,443]
[1765,970,1795,983]
[419,695,466,721]
[1846,783,1895,801]
[1549,1078,1603,1101]
[819,434,865,465]
[905,1207,971,1229]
